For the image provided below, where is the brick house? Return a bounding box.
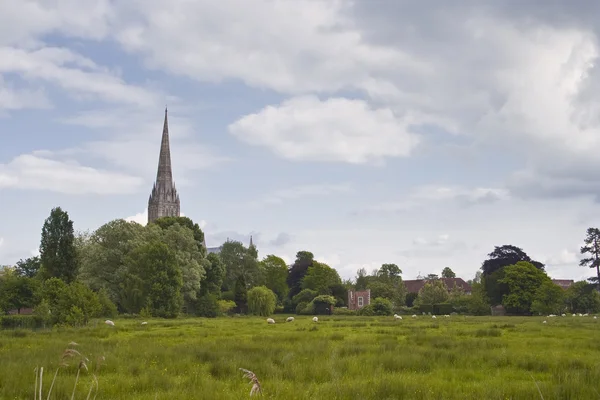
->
[403,278,472,295]
[347,289,371,310]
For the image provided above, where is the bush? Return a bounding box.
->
[97,288,118,318]
[296,301,309,315]
[247,286,277,316]
[332,307,356,316]
[311,295,336,315]
[217,300,236,315]
[357,304,375,316]
[371,297,393,316]
[195,294,219,318]
[292,289,318,306]
[433,303,454,315]
[0,315,44,330]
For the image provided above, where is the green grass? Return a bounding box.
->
[1,315,599,399]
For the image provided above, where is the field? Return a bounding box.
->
[0,315,599,399]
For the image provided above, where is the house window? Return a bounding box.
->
[358,297,364,307]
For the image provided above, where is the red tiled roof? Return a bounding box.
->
[552,279,574,290]
[404,278,472,294]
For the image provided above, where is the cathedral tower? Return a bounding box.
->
[148,108,180,223]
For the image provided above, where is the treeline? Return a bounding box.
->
[1,207,600,328]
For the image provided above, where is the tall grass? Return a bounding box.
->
[1,316,599,399]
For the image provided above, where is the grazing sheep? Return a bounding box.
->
[286,317,294,322]
[583,313,589,317]
[312,316,318,322]
[412,315,417,318]
[561,314,566,317]
[104,320,114,326]
[394,314,402,320]
[267,318,275,324]
[141,321,148,325]
[594,316,598,319]
[432,315,437,319]
[543,320,547,324]
[444,315,450,318]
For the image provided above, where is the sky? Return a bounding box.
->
[2,0,600,282]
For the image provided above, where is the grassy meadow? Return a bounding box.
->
[0,315,599,399]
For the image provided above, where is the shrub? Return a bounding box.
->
[217,300,236,315]
[332,307,356,316]
[296,301,309,315]
[371,297,393,316]
[432,303,454,315]
[247,286,277,316]
[195,294,219,318]
[292,289,318,306]
[0,315,44,330]
[357,304,375,316]
[311,295,336,315]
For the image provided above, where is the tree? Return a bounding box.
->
[531,281,565,315]
[500,261,550,315]
[371,297,393,316]
[123,241,183,318]
[0,271,40,313]
[287,251,314,299]
[481,245,544,276]
[415,280,449,306]
[14,256,41,278]
[378,264,402,280]
[247,286,277,316]
[200,253,225,296]
[220,240,262,291]
[301,262,342,294]
[152,216,206,256]
[261,255,289,301]
[39,207,78,283]
[566,281,600,313]
[234,274,248,313]
[580,227,600,289]
[355,268,368,290]
[441,267,456,278]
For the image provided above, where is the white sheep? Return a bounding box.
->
[394,314,402,320]
[561,314,566,317]
[543,320,547,324]
[312,316,318,322]
[104,320,114,326]
[432,315,437,319]
[594,316,597,319]
[286,317,294,322]
[267,318,275,324]
[141,321,148,325]
[412,314,417,318]
[444,315,450,318]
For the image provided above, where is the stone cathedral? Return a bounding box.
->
[147,108,181,223]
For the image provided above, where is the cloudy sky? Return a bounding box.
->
[2,0,600,282]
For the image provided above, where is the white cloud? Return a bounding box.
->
[0,76,50,111]
[125,209,147,225]
[250,183,352,207]
[0,154,144,194]
[229,96,419,163]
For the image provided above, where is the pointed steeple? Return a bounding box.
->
[249,235,253,247]
[148,107,180,224]
[156,107,173,188]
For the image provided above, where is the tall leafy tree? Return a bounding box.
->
[200,253,226,296]
[261,255,289,301]
[441,267,456,278]
[481,245,544,276]
[355,268,368,290]
[301,262,342,294]
[220,240,262,290]
[14,256,41,278]
[152,216,206,256]
[234,274,248,313]
[287,251,314,298]
[499,261,550,315]
[580,227,600,289]
[39,207,78,283]
[415,280,449,305]
[247,286,277,316]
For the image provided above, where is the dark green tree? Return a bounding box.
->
[580,227,600,289]
[152,216,206,255]
[481,245,544,276]
[287,251,314,299]
[500,261,550,315]
[234,274,248,313]
[39,207,78,283]
[14,256,41,278]
[441,267,456,278]
[200,253,225,296]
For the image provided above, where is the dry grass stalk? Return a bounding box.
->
[239,368,262,397]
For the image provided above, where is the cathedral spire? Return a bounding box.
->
[148,108,180,224]
[156,107,173,187]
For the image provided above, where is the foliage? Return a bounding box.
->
[355,268,368,290]
[217,300,236,314]
[301,262,342,294]
[14,256,41,278]
[415,280,449,306]
[152,216,206,256]
[441,267,456,278]
[405,292,418,307]
[122,241,183,318]
[371,297,393,316]
[39,207,79,283]
[0,314,45,329]
[566,281,600,313]
[530,281,565,315]
[292,289,317,305]
[499,261,550,315]
[247,286,277,316]
[220,240,262,291]
[481,245,544,276]
[40,278,104,326]
[332,307,357,315]
[234,274,248,313]
[357,304,375,316]
[261,255,289,301]
[194,294,219,318]
[201,253,226,296]
[579,227,600,289]
[0,273,40,313]
[309,295,336,315]
[287,251,314,299]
